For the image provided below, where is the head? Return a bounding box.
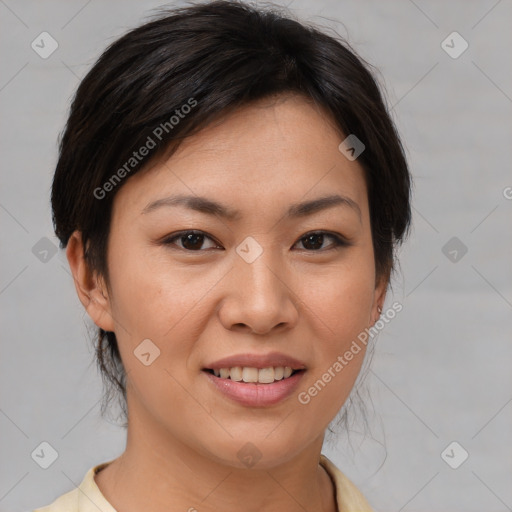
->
[53,0,411,465]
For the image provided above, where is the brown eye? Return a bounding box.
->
[295,231,348,251]
[161,230,348,253]
[163,231,220,251]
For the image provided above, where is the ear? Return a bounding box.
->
[370,268,389,326]
[66,231,115,332]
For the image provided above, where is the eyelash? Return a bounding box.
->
[161,230,350,253]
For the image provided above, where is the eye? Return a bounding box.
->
[162,230,221,251]
[293,231,349,251]
[161,230,349,252]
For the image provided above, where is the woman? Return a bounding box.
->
[35,1,412,510]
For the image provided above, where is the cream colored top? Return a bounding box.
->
[33,454,374,511]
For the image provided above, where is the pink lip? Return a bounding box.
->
[203,369,305,407]
[203,352,306,371]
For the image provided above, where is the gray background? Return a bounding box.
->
[1,1,511,511]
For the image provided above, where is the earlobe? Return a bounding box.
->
[370,304,383,327]
[66,231,115,332]
[371,271,389,326]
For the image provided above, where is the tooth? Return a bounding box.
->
[211,365,298,382]
[242,367,259,383]
[274,367,284,380]
[258,367,275,383]
[230,366,243,381]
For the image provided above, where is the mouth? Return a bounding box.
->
[202,367,305,384]
[202,367,306,407]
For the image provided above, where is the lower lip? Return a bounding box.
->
[203,370,305,407]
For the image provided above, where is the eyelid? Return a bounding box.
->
[297,230,351,249]
[161,230,222,250]
[294,231,351,253]
[160,229,350,251]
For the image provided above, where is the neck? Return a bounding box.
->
[95,412,337,512]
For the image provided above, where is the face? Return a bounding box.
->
[72,93,386,469]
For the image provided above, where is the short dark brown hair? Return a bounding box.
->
[51,0,412,429]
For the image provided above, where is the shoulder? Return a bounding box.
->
[320,453,375,512]
[33,456,370,511]
[32,484,80,512]
[32,461,116,512]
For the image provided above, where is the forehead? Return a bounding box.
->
[111,94,369,224]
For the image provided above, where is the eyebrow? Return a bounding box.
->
[141,193,362,222]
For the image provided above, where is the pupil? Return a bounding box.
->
[181,233,325,251]
[182,233,203,250]
[303,233,323,250]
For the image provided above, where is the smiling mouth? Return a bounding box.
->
[203,367,304,384]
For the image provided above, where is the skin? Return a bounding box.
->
[67,93,387,512]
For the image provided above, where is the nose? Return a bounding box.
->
[217,249,299,335]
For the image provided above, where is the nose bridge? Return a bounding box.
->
[220,235,297,333]
[235,238,285,303]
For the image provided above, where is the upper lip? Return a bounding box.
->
[203,352,307,371]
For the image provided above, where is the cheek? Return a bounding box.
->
[297,252,376,346]
[106,247,203,416]
[293,251,376,418]
[107,242,197,336]
[105,243,220,383]
[295,283,372,430]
